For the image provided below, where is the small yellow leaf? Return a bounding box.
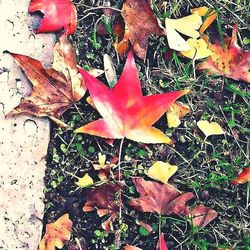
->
[98,152,106,166]
[75,173,94,188]
[180,38,212,60]
[165,13,202,51]
[147,161,178,184]
[197,120,225,137]
[167,102,190,128]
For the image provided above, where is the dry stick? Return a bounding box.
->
[114,138,125,249]
[75,238,83,250]
[83,6,121,14]
[118,137,125,223]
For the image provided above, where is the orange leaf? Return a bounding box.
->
[191,7,216,34]
[6,35,86,126]
[231,167,250,185]
[198,25,250,83]
[124,246,142,250]
[76,51,189,144]
[116,0,164,59]
[82,182,124,232]
[29,0,77,35]
[128,177,194,216]
[189,204,217,227]
[39,214,73,250]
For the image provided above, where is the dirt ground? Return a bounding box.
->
[43,0,250,249]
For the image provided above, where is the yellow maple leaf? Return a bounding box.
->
[147,161,178,184]
[197,120,225,137]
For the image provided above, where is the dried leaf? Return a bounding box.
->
[6,35,86,126]
[75,173,94,188]
[190,204,217,227]
[93,153,117,181]
[75,51,189,144]
[124,246,142,250]
[129,177,194,216]
[231,167,250,185]
[82,183,124,232]
[39,214,73,250]
[156,233,168,250]
[198,25,250,83]
[166,101,190,128]
[29,0,77,35]
[117,0,164,59]
[197,120,224,137]
[147,161,178,184]
[165,13,202,51]
[103,54,117,88]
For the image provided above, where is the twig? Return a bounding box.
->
[83,6,121,14]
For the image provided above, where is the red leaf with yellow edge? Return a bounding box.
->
[6,35,86,127]
[189,204,217,227]
[116,0,164,59]
[231,167,250,185]
[82,182,124,232]
[29,0,77,35]
[128,177,194,216]
[76,51,189,144]
[124,246,142,250]
[39,213,73,250]
[156,233,168,250]
[198,25,250,83]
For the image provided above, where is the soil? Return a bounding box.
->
[43,1,250,249]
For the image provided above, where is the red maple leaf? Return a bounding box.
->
[76,51,189,144]
[198,25,250,83]
[29,0,77,35]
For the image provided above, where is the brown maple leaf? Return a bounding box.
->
[38,213,73,250]
[116,0,164,59]
[189,204,218,227]
[198,25,250,83]
[6,35,86,126]
[128,177,194,216]
[82,182,124,232]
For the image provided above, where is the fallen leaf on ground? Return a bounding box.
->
[124,246,142,250]
[180,38,212,60]
[129,177,194,216]
[103,54,117,88]
[116,0,164,59]
[166,101,190,128]
[29,0,77,35]
[165,13,202,51]
[156,233,168,250]
[39,213,73,250]
[147,161,178,184]
[83,182,124,232]
[191,7,216,34]
[6,35,86,127]
[93,153,117,181]
[231,167,250,185]
[198,25,250,83]
[75,51,189,144]
[75,173,94,188]
[197,120,224,137]
[190,204,218,227]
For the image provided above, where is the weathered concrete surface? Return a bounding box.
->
[0,0,55,249]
